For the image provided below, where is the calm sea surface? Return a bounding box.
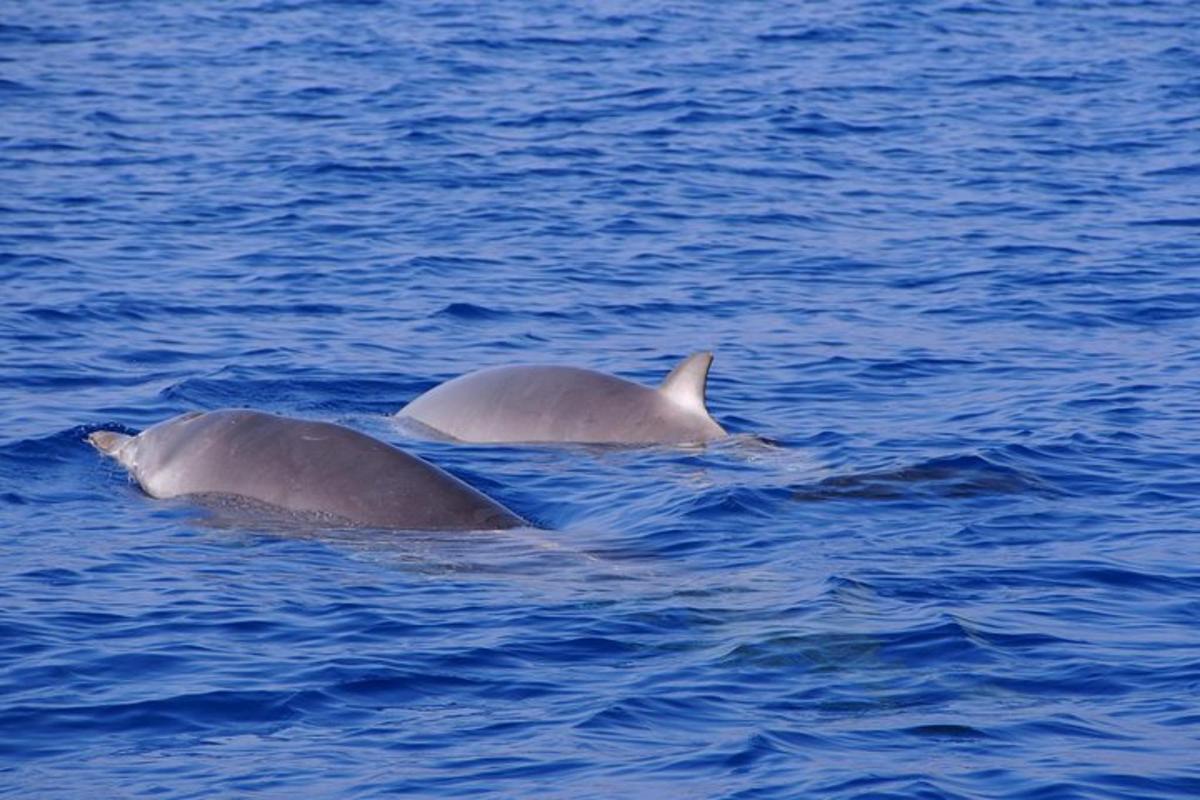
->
[3,1,1200,797]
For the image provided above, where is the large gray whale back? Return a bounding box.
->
[397,352,727,445]
[89,409,523,530]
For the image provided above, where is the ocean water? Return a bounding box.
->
[3,0,1200,796]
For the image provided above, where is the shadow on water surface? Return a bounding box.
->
[793,453,1055,502]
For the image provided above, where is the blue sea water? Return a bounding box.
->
[3,0,1200,796]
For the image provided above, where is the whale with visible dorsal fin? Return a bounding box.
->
[89,409,523,530]
[396,352,727,445]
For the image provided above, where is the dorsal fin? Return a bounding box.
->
[659,351,714,416]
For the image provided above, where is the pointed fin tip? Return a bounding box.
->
[659,351,715,414]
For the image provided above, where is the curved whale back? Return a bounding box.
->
[90,410,523,531]
[398,352,727,445]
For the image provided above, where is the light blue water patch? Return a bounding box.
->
[3,0,1200,797]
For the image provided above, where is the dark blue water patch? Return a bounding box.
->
[0,252,76,269]
[433,302,512,321]
[284,160,412,182]
[1130,216,1200,228]
[0,79,36,94]
[1144,162,1200,177]
[0,23,96,46]
[774,113,892,138]
[756,26,862,44]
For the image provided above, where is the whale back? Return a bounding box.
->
[90,410,522,530]
[399,352,726,444]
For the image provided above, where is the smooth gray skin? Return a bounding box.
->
[397,352,728,445]
[88,409,523,531]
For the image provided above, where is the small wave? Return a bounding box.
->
[83,110,134,126]
[955,73,1094,90]
[0,24,93,45]
[853,357,981,380]
[1130,217,1200,228]
[756,26,859,44]
[900,723,990,740]
[776,118,890,137]
[1144,163,1200,178]
[284,161,410,181]
[0,79,35,93]
[432,302,510,320]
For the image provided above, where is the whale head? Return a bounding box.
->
[88,410,208,485]
[88,430,136,465]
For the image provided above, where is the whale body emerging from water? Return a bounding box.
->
[89,409,523,530]
[397,352,728,445]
